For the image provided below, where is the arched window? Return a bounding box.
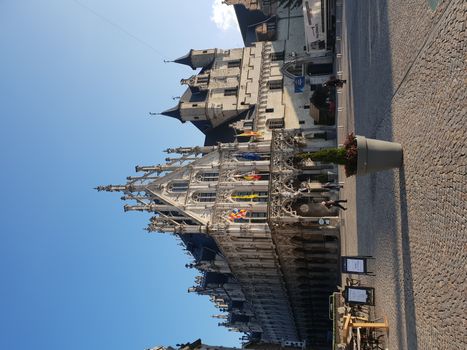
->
[231,191,268,202]
[192,192,216,202]
[196,171,219,182]
[168,180,189,193]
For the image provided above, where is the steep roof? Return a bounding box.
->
[160,104,183,122]
[174,50,196,70]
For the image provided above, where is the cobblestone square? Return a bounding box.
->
[336,0,466,349]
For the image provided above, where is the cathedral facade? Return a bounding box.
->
[99,2,338,350]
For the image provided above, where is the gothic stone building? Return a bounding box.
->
[98,3,339,350]
[98,128,340,349]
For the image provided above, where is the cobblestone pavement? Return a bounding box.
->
[337,0,466,349]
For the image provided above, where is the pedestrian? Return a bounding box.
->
[322,182,343,191]
[324,76,347,88]
[321,199,347,210]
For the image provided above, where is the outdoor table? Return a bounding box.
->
[341,314,389,344]
[351,315,389,330]
[351,316,389,350]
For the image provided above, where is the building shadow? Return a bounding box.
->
[345,0,419,348]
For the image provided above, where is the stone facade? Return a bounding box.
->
[98,128,340,348]
[165,40,333,139]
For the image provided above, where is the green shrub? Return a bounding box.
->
[297,148,347,165]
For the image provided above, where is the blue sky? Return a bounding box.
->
[0,1,243,349]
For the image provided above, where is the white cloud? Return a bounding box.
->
[210,0,239,31]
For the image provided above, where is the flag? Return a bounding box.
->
[243,174,262,181]
[228,208,248,221]
[231,194,259,200]
[237,131,262,137]
[234,172,262,181]
[239,152,262,161]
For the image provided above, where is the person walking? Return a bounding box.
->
[321,199,347,210]
[324,76,347,88]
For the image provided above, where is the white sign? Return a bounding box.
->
[346,258,365,273]
[348,288,368,303]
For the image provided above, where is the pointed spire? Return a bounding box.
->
[174,50,196,70]
[94,185,127,192]
[160,104,183,122]
[212,314,228,319]
[145,221,172,233]
[135,164,179,173]
[163,146,217,155]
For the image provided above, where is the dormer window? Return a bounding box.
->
[168,180,189,193]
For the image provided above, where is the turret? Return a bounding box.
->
[160,101,207,124]
[174,49,217,70]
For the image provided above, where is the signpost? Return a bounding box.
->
[294,76,305,93]
[341,256,374,275]
[344,286,375,306]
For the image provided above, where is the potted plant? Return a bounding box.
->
[295,133,403,177]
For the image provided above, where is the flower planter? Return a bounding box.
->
[294,133,403,177]
[356,136,403,176]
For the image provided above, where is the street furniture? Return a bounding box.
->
[341,256,375,275]
[344,286,375,306]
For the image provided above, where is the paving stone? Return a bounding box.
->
[338,0,466,349]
